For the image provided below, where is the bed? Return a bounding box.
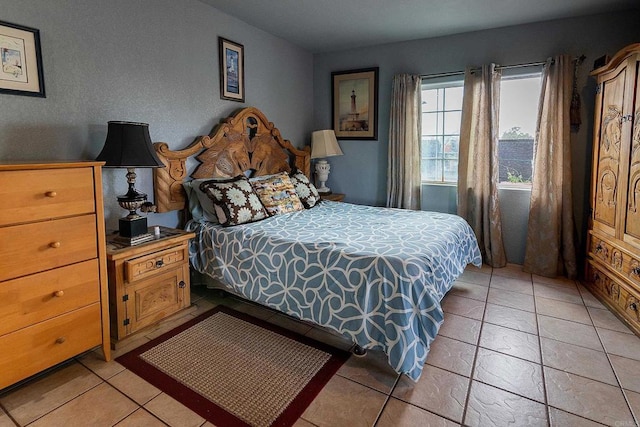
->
[153,107,482,381]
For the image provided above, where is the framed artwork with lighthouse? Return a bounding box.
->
[331,67,378,140]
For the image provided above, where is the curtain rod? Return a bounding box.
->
[420,56,584,80]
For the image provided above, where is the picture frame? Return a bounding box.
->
[331,67,378,140]
[0,20,45,98]
[218,37,244,102]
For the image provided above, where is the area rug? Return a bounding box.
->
[116,306,350,427]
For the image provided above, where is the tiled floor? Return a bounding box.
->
[2,263,640,426]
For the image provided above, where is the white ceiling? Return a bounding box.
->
[199,0,639,53]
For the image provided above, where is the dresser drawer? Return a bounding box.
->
[125,245,188,283]
[0,214,98,282]
[0,168,96,226]
[0,260,100,336]
[0,303,102,390]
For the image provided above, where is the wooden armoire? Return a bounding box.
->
[585,43,640,336]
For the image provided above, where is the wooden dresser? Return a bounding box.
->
[0,162,111,389]
[585,44,640,336]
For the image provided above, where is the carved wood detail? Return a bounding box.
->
[153,107,311,213]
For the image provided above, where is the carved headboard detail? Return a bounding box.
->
[153,107,311,213]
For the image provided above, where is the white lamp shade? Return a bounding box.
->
[311,130,343,159]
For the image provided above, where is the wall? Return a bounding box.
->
[1,0,314,230]
[313,10,640,265]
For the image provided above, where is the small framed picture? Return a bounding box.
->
[0,20,45,97]
[218,37,244,102]
[332,67,378,140]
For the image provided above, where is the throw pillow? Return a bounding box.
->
[289,168,320,208]
[200,176,268,226]
[249,172,304,216]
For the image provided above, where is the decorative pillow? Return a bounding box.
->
[200,176,268,226]
[289,168,320,208]
[249,172,304,216]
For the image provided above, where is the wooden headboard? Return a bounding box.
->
[153,107,311,213]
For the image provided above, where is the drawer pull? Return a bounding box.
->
[178,281,186,289]
[53,290,65,297]
[155,259,164,268]
[45,191,57,198]
[631,302,638,311]
[632,267,640,276]
[49,241,61,249]
[595,243,603,253]
[55,337,66,344]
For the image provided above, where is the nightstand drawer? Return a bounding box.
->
[0,260,100,336]
[0,168,96,226]
[0,214,98,282]
[125,245,188,283]
[0,303,102,390]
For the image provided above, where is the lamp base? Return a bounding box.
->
[116,216,154,245]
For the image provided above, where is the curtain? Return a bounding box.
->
[457,64,507,267]
[524,55,578,278]
[387,74,422,209]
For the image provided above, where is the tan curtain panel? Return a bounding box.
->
[387,74,422,209]
[457,64,507,267]
[524,55,578,278]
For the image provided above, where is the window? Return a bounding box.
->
[420,71,542,185]
[421,81,463,183]
[498,73,542,186]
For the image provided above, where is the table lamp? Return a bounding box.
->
[96,121,164,245]
[310,130,343,194]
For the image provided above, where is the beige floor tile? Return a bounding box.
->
[548,407,604,427]
[0,407,14,427]
[377,397,459,427]
[145,393,205,427]
[487,287,535,312]
[439,312,482,345]
[458,269,491,286]
[484,303,538,334]
[77,348,126,380]
[492,263,532,281]
[597,328,640,361]
[464,381,547,427]
[425,335,476,377]
[489,275,533,295]
[540,338,617,386]
[587,306,634,334]
[230,300,277,321]
[266,313,314,336]
[532,274,577,287]
[143,309,200,340]
[532,282,583,304]
[187,298,218,317]
[108,369,162,405]
[479,323,540,363]
[473,348,544,402]
[449,281,489,301]
[393,364,468,422]
[112,333,152,359]
[0,362,102,425]
[28,382,138,427]
[300,375,386,427]
[304,327,353,351]
[544,367,635,426]
[537,315,603,351]
[626,389,640,423]
[114,408,168,426]
[535,297,593,325]
[441,294,485,320]
[337,350,399,394]
[577,285,606,308]
[610,354,640,393]
[292,418,317,427]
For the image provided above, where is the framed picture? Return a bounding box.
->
[0,20,45,97]
[332,67,378,140]
[218,37,244,102]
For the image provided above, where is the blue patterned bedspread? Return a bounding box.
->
[187,201,481,381]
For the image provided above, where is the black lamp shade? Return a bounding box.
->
[96,121,164,168]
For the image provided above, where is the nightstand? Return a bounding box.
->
[320,193,345,202]
[105,226,195,347]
